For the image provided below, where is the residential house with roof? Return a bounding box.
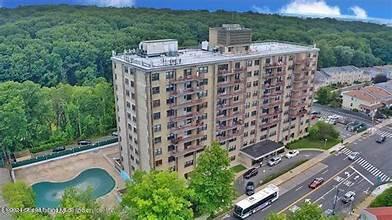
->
[315,65,371,90]
[342,81,392,114]
[360,207,392,220]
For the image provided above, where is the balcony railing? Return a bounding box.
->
[217,90,244,98]
[264,81,284,89]
[265,61,285,68]
[169,72,207,83]
[172,145,206,157]
[260,119,280,129]
[169,86,205,96]
[263,90,283,97]
[264,72,286,79]
[169,99,206,109]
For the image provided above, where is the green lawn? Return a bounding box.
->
[230,164,247,173]
[287,136,341,150]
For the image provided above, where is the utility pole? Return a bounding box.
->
[332,187,343,215]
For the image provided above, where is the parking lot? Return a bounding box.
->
[235,150,322,195]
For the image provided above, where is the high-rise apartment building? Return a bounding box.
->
[112,25,319,177]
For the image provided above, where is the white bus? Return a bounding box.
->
[233,184,279,219]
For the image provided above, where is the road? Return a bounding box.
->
[312,104,372,126]
[224,123,392,220]
[235,150,321,195]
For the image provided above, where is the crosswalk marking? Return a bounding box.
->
[375,130,392,138]
[339,147,391,183]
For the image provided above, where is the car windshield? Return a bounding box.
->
[234,206,243,215]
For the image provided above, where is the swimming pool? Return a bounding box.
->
[32,168,115,208]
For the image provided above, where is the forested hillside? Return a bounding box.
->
[0,5,391,86]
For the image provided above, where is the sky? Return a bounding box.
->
[1,0,391,22]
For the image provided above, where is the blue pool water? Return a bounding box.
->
[32,168,115,208]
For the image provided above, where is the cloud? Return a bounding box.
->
[279,0,341,17]
[251,5,272,14]
[84,0,135,7]
[350,6,368,19]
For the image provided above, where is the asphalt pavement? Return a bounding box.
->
[224,122,392,220]
[235,150,321,195]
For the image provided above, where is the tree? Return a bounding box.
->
[56,187,120,220]
[309,121,340,141]
[373,74,388,84]
[316,87,331,105]
[370,187,392,207]
[121,171,193,220]
[2,181,35,209]
[189,142,235,216]
[266,203,341,220]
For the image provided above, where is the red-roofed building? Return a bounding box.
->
[360,207,392,220]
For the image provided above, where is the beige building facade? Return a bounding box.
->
[112,25,319,177]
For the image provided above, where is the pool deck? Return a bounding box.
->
[14,143,124,208]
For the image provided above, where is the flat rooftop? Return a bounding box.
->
[112,41,318,70]
[240,140,284,160]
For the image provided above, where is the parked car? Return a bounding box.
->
[52,146,65,152]
[285,150,299,159]
[311,111,321,115]
[355,124,367,132]
[346,121,361,131]
[289,205,300,213]
[348,152,360,161]
[78,140,92,145]
[309,177,324,189]
[245,181,255,196]
[337,117,351,125]
[376,135,386,144]
[243,168,258,179]
[324,209,333,216]
[268,156,282,166]
[111,131,118,136]
[342,191,356,203]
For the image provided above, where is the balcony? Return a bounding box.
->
[233,67,247,72]
[264,72,286,79]
[265,61,285,68]
[217,121,242,131]
[171,121,204,134]
[217,78,245,87]
[260,119,280,129]
[260,110,282,119]
[170,133,205,144]
[264,81,284,89]
[263,90,283,97]
[169,99,206,109]
[289,109,308,117]
[217,109,243,120]
[262,99,282,107]
[169,86,205,96]
[217,90,244,98]
[217,129,243,142]
[172,145,206,157]
[169,72,207,83]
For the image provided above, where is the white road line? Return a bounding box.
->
[350,166,375,186]
[371,169,380,175]
[381,176,388,182]
[314,172,355,203]
[386,177,391,182]
[368,167,377,173]
[374,170,382,176]
[321,169,329,175]
[380,174,388,179]
[363,164,372,169]
[295,185,303,191]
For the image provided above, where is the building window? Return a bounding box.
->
[230,155,236,161]
[254,70,259,76]
[153,112,161,120]
[185,160,194,168]
[184,68,192,77]
[131,93,135,100]
[198,66,208,73]
[155,160,163,167]
[228,145,236,151]
[153,100,160,108]
[131,81,134,87]
[235,62,240,69]
[153,124,161,132]
[132,104,136,111]
[254,60,260,65]
[154,137,161,144]
[152,87,160,94]
[247,72,252,77]
[126,90,130,97]
[154,147,162,155]
[125,78,129,85]
[166,71,175,79]
[152,73,159,81]
[247,60,252,66]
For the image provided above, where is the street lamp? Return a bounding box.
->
[324,138,328,148]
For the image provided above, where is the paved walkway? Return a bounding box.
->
[0,168,11,220]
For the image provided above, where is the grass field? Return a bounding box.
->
[230,164,247,173]
[287,136,341,150]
